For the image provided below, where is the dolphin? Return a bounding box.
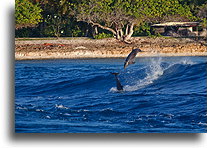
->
[124,48,143,69]
[111,72,123,91]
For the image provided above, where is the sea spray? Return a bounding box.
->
[116,57,198,92]
[123,57,165,91]
[178,58,196,65]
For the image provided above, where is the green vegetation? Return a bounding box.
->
[94,32,113,39]
[196,3,207,28]
[15,0,207,41]
[15,0,42,29]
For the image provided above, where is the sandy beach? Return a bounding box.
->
[15,37,207,60]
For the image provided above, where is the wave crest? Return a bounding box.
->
[110,57,201,92]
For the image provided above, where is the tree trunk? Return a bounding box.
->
[116,30,120,40]
[94,26,98,35]
[88,20,135,43]
[85,28,89,37]
[125,24,129,35]
[116,29,124,40]
[92,25,99,38]
[119,29,123,38]
[124,23,134,41]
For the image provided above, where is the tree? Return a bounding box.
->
[197,3,207,28]
[75,0,194,43]
[39,0,75,37]
[15,0,43,29]
[76,0,140,42]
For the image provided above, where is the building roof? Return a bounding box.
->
[152,22,199,27]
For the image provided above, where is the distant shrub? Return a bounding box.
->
[15,27,41,37]
[133,23,152,36]
[149,33,163,38]
[94,32,113,39]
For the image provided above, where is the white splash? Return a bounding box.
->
[124,57,164,91]
[198,122,207,126]
[109,87,119,92]
[177,58,196,65]
[55,104,69,109]
[109,56,197,93]
[46,116,51,119]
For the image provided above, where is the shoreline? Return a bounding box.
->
[15,53,207,60]
[15,37,207,60]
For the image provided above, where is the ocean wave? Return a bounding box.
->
[110,57,206,92]
[15,58,207,133]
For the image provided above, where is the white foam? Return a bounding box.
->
[55,104,69,109]
[198,122,207,126]
[176,58,196,65]
[46,115,51,119]
[64,113,71,116]
[109,87,125,93]
[36,109,44,112]
[16,106,27,110]
[109,87,118,92]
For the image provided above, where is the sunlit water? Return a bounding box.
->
[15,56,207,133]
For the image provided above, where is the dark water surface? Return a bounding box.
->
[15,57,207,133]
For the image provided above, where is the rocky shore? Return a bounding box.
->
[15,37,207,60]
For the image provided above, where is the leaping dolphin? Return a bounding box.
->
[111,72,123,91]
[124,48,143,69]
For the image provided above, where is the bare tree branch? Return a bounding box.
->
[88,20,116,35]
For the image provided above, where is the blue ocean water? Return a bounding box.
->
[15,56,207,133]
